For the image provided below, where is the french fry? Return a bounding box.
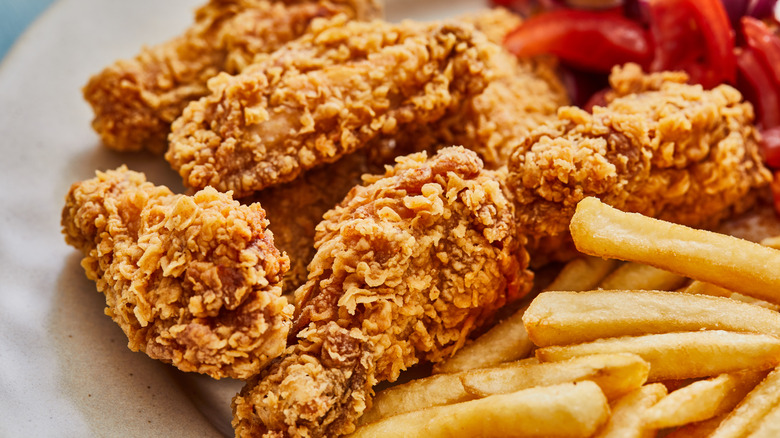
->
[709,366,780,438]
[543,256,618,292]
[358,373,472,426]
[642,370,767,429]
[569,197,780,304]
[594,383,667,438]
[760,235,780,249]
[662,415,726,438]
[347,381,610,438]
[747,401,780,438]
[598,263,686,291]
[460,353,648,400]
[432,304,533,374]
[684,280,780,311]
[523,290,780,347]
[432,256,618,375]
[535,331,780,382]
[683,280,735,298]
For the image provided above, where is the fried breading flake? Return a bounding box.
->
[83,0,381,153]
[508,63,771,241]
[62,167,293,379]
[232,147,532,438]
[166,18,495,197]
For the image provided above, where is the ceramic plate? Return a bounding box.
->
[0,0,485,436]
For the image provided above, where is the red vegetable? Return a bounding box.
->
[736,47,780,129]
[644,0,736,88]
[503,9,652,72]
[741,17,780,87]
[761,127,780,168]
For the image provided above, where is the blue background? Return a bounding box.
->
[0,0,57,60]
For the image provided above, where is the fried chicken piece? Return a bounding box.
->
[165,18,494,197]
[238,10,564,289]
[246,130,430,296]
[382,8,568,169]
[245,152,381,296]
[61,167,293,379]
[83,0,381,154]
[508,63,772,243]
[232,147,532,437]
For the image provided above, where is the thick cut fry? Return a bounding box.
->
[760,235,780,249]
[544,256,618,292]
[685,281,780,311]
[569,197,780,304]
[358,373,472,426]
[347,381,610,438]
[749,402,780,438]
[460,353,648,400]
[709,366,780,438]
[535,331,780,382]
[523,290,780,347]
[662,415,726,438]
[595,383,667,438]
[643,370,767,429]
[597,263,686,291]
[433,304,533,374]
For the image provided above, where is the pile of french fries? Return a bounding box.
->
[347,197,780,438]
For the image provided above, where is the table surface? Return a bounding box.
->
[0,0,56,61]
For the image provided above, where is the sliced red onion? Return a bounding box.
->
[745,0,777,18]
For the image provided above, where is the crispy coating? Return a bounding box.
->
[83,0,381,153]
[165,18,494,197]
[232,147,532,437]
[508,63,772,241]
[61,167,293,379]
[382,8,568,169]
[245,151,382,296]
[235,9,565,290]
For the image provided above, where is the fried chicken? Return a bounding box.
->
[231,147,533,437]
[375,8,568,169]
[83,0,382,154]
[508,64,772,246]
[446,8,568,168]
[245,151,383,296]
[165,18,495,197]
[61,167,293,379]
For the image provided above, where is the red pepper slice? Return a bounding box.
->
[503,9,652,72]
[645,0,736,88]
[736,46,780,129]
[741,16,780,87]
[761,127,780,169]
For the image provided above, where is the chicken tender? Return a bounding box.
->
[451,8,568,167]
[245,151,383,296]
[165,18,495,197]
[508,64,772,243]
[380,8,568,169]
[61,167,292,379]
[232,147,532,437]
[83,0,381,153]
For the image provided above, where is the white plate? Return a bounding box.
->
[0,0,485,436]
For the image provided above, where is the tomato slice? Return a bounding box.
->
[761,127,780,169]
[644,0,736,88]
[645,0,702,72]
[503,9,652,72]
[737,47,780,129]
[741,17,780,87]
